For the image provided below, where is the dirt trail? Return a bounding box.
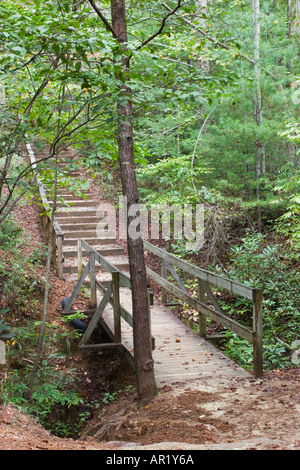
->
[1,367,300,450]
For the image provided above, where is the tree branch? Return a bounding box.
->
[23,56,60,117]
[73,0,87,11]
[137,0,183,50]
[88,0,119,40]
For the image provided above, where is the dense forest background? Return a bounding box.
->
[0,0,300,436]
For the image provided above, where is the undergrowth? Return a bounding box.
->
[213,232,300,370]
[0,217,135,438]
[0,218,86,437]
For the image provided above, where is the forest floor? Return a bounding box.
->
[1,367,300,450]
[1,173,300,451]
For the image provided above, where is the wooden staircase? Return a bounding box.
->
[46,157,129,284]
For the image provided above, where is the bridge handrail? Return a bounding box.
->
[24,143,64,279]
[143,240,263,378]
[75,239,154,364]
[143,240,255,299]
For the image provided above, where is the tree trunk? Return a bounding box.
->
[196,0,210,73]
[252,0,265,230]
[288,0,293,37]
[110,0,157,403]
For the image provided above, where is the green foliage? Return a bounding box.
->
[26,242,48,266]
[1,319,84,436]
[0,221,43,315]
[0,217,23,249]
[0,0,299,399]
[273,159,300,254]
[137,155,213,206]
[0,312,14,341]
[216,232,300,369]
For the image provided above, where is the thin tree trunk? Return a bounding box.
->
[288,0,293,37]
[110,0,157,403]
[252,0,264,230]
[196,0,210,73]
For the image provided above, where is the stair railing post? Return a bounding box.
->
[77,239,83,280]
[112,271,121,343]
[253,289,263,378]
[161,260,167,304]
[148,290,154,350]
[90,251,97,309]
[197,278,207,338]
[51,230,57,268]
[57,235,63,280]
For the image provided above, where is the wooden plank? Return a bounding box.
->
[57,235,64,280]
[62,309,96,315]
[146,266,254,343]
[51,230,56,267]
[79,283,113,346]
[99,317,135,370]
[77,240,83,279]
[203,281,224,313]
[112,271,121,343]
[252,289,263,378]
[62,261,90,313]
[79,342,122,350]
[167,262,189,295]
[197,278,207,338]
[95,279,133,327]
[144,240,254,300]
[161,260,167,304]
[81,239,131,289]
[90,252,97,308]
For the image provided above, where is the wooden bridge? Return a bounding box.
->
[25,146,263,389]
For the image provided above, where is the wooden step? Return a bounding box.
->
[56,209,101,217]
[55,216,105,224]
[50,200,97,208]
[63,230,116,239]
[63,236,117,245]
[55,194,93,201]
[60,222,107,231]
[56,189,91,195]
[62,245,124,258]
[63,256,129,273]
[65,271,115,287]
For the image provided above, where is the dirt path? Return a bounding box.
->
[1,367,300,450]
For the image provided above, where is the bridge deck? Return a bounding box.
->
[46,156,251,390]
[98,282,250,389]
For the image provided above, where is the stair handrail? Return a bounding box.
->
[24,143,64,279]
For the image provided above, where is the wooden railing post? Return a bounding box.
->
[57,235,63,280]
[148,291,155,350]
[112,271,121,343]
[90,251,97,309]
[77,239,83,280]
[161,260,167,304]
[253,289,263,378]
[197,278,207,338]
[51,230,56,267]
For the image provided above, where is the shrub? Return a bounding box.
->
[216,232,300,369]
